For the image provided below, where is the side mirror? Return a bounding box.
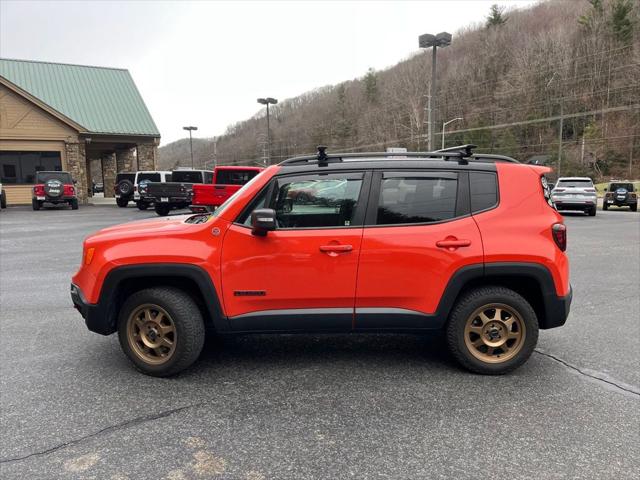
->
[251,208,276,236]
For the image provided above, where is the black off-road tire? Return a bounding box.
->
[116,197,129,208]
[446,286,539,375]
[118,287,205,377]
[70,198,79,210]
[588,207,596,216]
[32,198,41,211]
[116,179,134,197]
[602,202,608,211]
[155,204,171,216]
[1,191,6,209]
[137,201,149,211]
[631,204,637,212]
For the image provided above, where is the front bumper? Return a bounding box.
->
[542,285,572,329]
[71,283,114,335]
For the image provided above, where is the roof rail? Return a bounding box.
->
[279,145,519,166]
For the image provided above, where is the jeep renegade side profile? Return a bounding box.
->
[71,146,572,377]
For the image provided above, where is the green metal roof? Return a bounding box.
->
[0,58,160,137]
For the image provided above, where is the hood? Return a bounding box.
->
[86,214,201,243]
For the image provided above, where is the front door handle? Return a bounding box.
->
[319,244,353,254]
[436,238,471,250]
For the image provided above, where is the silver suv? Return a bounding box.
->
[551,177,597,216]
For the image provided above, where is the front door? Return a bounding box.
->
[221,171,369,332]
[355,171,483,329]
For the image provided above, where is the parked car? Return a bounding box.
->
[71,145,571,377]
[115,171,172,209]
[32,171,78,210]
[189,166,263,212]
[143,169,213,216]
[93,182,104,194]
[551,177,597,216]
[602,181,637,211]
[0,181,6,209]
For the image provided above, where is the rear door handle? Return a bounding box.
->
[436,238,471,249]
[319,244,353,253]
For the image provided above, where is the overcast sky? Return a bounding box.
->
[1,0,537,145]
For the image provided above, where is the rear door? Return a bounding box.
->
[354,170,483,329]
[220,170,370,331]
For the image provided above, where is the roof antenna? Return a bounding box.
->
[317,145,328,166]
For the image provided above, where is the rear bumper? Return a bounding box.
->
[70,283,114,335]
[542,285,572,329]
[554,201,595,210]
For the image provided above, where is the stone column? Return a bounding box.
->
[116,147,136,172]
[136,143,157,171]
[65,140,88,204]
[102,153,117,198]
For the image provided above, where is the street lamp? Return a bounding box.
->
[183,126,198,168]
[442,117,463,149]
[419,31,452,151]
[257,97,277,164]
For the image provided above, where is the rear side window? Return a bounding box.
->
[137,173,161,183]
[216,169,259,185]
[470,172,498,212]
[377,175,458,225]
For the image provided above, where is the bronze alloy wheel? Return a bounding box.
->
[126,304,177,365]
[463,303,526,364]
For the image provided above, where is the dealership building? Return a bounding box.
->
[0,58,160,205]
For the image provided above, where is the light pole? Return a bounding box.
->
[419,32,452,151]
[442,117,463,149]
[257,97,278,164]
[183,126,198,168]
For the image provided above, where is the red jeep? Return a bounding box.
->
[190,166,263,212]
[71,145,571,377]
[32,171,79,210]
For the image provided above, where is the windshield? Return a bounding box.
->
[610,183,633,191]
[172,171,205,183]
[212,170,267,217]
[556,180,593,188]
[36,172,72,183]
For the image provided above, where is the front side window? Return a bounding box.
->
[377,175,458,225]
[238,173,364,229]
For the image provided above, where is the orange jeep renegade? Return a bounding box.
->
[71,145,571,377]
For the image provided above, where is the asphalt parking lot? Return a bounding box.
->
[1,204,638,479]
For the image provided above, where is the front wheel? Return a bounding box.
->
[1,191,6,208]
[117,287,205,377]
[137,201,149,211]
[602,202,608,211]
[446,286,539,375]
[588,207,596,216]
[116,197,129,208]
[70,198,79,210]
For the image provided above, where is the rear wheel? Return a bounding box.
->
[588,207,596,216]
[118,287,205,377]
[631,204,637,212]
[155,204,171,216]
[70,198,79,210]
[446,286,538,375]
[602,202,608,211]
[32,198,41,211]
[116,197,129,208]
[1,191,6,208]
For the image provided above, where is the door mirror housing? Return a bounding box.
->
[251,208,277,236]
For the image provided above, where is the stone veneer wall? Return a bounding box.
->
[116,148,136,172]
[102,153,117,198]
[136,144,157,171]
[65,140,88,204]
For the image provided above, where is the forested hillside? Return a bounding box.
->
[159,0,640,179]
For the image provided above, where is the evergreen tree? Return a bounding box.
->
[578,0,604,31]
[363,68,378,104]
[486,4,507,28]
[609,0,634,44]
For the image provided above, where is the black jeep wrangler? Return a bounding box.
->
[115,172,136,208]
[32,171,78,210]
[603,181,638,211]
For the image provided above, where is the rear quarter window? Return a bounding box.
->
[470,172,498,212]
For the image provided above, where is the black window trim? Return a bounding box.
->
[233,169,373,230]
[364,170,471,228]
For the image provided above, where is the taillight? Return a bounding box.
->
[552,223,567,252]
[64,185,75,195]
[34,184,45,195]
